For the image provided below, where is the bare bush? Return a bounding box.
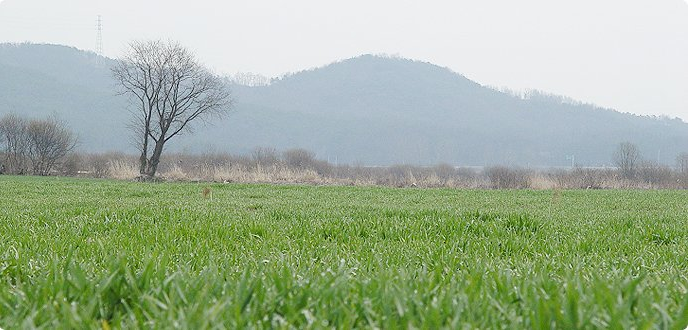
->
[637,161,675,188]
[25,117,78,176]
[0,114,76,176]
[551,168,617,189]
[251,147,280,167]
[485,167,531,189]
[676,152,688,184]
[282,148,332,176]
[0,113,29,174]
[383,165,417,187]
[85,153,113,178]
[283,148,316,169]
[59,153,82,176]
[613,142,641,180]
[433,163,456,183]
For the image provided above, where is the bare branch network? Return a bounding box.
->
[0,114,77,176]
[111,40,232,178]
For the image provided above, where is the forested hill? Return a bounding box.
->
[0,44,126,151]
[1,43,686,166]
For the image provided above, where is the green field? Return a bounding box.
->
[1,176,688,329]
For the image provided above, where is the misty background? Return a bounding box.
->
[1,0,687,120]
[1,1,688,168]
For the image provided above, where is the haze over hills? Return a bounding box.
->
[1,43,687,166]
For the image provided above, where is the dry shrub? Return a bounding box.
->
[108,159,138,180]
[550,168,644,189]
[283,149,315,169]
[530,173,556,190]
[382,165,416,187]
[251,147,280,167]
[210,164,329,185]
[433,163,456,183]
[59,153,82,176]
[485,167,531,189]
[552,169,601,189]
[452,168,485,189]
[339,165,482,188]
[46,150,688,190]
[637,161,676,189]
[85,153,112,178]
[677,175,688,189]
[281,148,332,175]
[161,164,188,181]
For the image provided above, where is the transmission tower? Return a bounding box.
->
[95,15,103,56]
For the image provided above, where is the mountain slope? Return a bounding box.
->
[0,44,128,150]
[1,44,686,166]
[214,55,688,166]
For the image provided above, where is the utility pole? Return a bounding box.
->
[95,15,103,56]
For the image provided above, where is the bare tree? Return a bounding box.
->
[283,148,317,170]
[0,113,30,174]
[25,117,77,176]
[112,40,232,179]
[613,142,641,179]
[0,114,76,176]
[229,72,271,87]
[676,152,688,175]
[251,147,280,167]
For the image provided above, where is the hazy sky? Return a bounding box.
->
[1,0,687,120]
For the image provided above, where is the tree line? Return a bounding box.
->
[613,141,688,180]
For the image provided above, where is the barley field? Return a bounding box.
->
[1,176,687,329]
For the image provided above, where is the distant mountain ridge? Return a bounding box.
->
[1,43,686,166]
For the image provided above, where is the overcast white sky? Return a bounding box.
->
[0,0,687,119]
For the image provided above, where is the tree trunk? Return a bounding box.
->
[139,132,149,175]
[144,140,166,178]
[138,151,148,175]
